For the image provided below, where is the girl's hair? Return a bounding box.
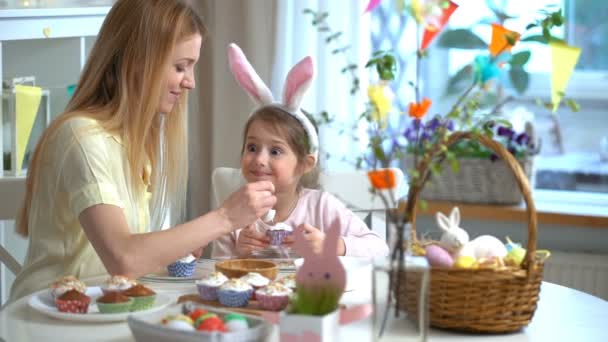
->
[241,106,320,189]
[16,0,206,236]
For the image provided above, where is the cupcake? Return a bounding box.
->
[100,275,137,295]
[275,274,296,290]
[96,291,134,313]
[239,272,270,299]
[123,284,156,311]
[167,254,198,277]
[195,271,228,301]
[265,223,293,246]
[255,283,292,311]
[217,279,253,308]
[50,275,87,300]
[55,289,91,314]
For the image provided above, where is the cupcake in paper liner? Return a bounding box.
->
[100,275,137,295]
[167,254,197,277]
[55,289,91,314]
[96,291,134,313]
[275,274,296,290]
[217,279,253,307]
[195,271,228,301]
[264,222,293,246]
[239,272,270,300]
[123,284,156,311]
[49,275,87,300]
[255,283,292,311]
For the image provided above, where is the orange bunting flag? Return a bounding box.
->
[421,1,459,50]
[489,24,520,57]
[550,41,581,112]
[368,169,397,190]
[408,97,432,119]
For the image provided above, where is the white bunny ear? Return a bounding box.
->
[282,56,314,112]
[449,207,460,226]
[227,43,274,106]
[322,226,341,258]
[436,212,451,232]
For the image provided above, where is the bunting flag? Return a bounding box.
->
[489,23,520,57]
[15,85,42,172]
[550,41,581,112]
[421,1,458,50]
[364,0,382,13]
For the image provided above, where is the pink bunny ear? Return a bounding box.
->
[282,56,314,112]
[322,226,342,259]
[227,43,274,106]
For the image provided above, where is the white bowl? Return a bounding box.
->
[293,256,372,291]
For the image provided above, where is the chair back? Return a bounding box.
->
[0,176,26,305]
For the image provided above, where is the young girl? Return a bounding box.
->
[212,44,389,259]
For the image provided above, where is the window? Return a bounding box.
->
[371,0,608,194]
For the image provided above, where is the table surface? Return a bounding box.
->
[1,259,607,342]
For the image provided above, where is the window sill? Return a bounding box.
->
[413,189,608,229]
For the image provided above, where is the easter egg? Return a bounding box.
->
[194,312,218,327]
[162,314,193,325]
[224,312,249,331]
[188,308,208,321]
[505,247,526,266]
[165,319,195,331]
[425,245,454,267]
[197,316,225,332]
[454,255,476,268]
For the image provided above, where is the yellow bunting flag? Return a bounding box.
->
[15,85,42,172]
[550,41,581,112]
[489,24,520,57]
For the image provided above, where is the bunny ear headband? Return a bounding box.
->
[227,43,319,162]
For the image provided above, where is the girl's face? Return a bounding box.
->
[158,34,202,114]
[241,120,310,192]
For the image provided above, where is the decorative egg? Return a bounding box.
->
[505,247,526,266]
[224,312,249,331]
[454,255,476,268]
[162,314,193,325]
[166,319,195,331]
[197,316,225,332]
[194,312,218,327]
[425,245,454,267]
[505,236,522,252]
[188,308,208,321]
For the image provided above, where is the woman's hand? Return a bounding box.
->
[220,181,276,231]
[236,224,269,256]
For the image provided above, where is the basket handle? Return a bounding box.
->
[405,131,538,273]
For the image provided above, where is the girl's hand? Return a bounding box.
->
[294,224,346,256]
[220,181,276,231]
[236,224,269,256]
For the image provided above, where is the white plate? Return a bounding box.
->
[28,286,173,322]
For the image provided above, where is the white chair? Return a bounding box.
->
[0,176,26,304]
[211,167,405,241]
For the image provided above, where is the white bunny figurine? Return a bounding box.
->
[436,207,507,259]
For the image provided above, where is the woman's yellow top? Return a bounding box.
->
[10,117,150,301]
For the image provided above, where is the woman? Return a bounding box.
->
[9,0,276,301]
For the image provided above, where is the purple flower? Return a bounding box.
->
[490,154,499,162]
[444,119,455,131]
[497,126,515,140]
[426,117,441,131]
[515,132,529,146]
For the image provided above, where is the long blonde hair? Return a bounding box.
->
[16,0,206,236]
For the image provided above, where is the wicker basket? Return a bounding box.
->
[398,132,544,333]
[403,151,534,204]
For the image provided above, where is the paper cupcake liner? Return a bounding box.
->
[256,292,290,311]
[128,295,156,311]
[217,289,252,307]
[196,283,221,301]
[266,230,292,246]
[97,297,134,314]
[55,297,91,314]
[167,261,197,277]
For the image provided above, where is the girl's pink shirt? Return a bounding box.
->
[212,188,389,258]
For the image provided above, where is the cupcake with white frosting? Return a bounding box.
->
[167,254,197,277]
[255,283,292,311]
[100,275,137,295]
[275,274,296,290]
[264,222,293,246]
[49,275,87,300]
[217,279,253,307]
[239,272,270,300]
[195,271,228,301]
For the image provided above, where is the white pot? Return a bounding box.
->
[279,309,339,341]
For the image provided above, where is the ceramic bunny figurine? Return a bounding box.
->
[436,207,507,259]
[294,226,346,294]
